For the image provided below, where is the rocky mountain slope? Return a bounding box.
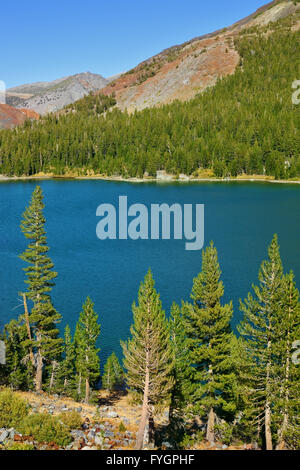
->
[100,0,300,111]
[6,72,109,115]
[0,104,39,130]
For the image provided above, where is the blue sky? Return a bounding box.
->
[1,0,266,88]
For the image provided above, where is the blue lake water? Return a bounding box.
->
[0,180,300,366]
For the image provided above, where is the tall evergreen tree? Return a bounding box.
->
[57,325,76,395]
[169,302,193,425]
[75,297,100,403]
[102,352,124,392]
[239,235,285,450]
[20,186,62,391]
[122,269,174,450]
[274,272,300,449]
[184,242,234,443]
[74,321,84,399]
[229,334,258,444]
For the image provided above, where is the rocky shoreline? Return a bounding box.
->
[0,174,300,185]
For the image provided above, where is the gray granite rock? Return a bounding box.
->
[107,411,118,418]
[0,429,9,443]
[94,434,104,447]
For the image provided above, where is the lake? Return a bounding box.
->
[0,180,300,366]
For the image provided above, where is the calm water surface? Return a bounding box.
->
[0,180,299,365]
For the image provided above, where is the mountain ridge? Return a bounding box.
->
[0,104,39,130]
[6,72,110,115]
[99,0,300,111]
[1,0,299,128]
[0,1,298,180]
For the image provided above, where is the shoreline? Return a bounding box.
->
[0,174,300,185]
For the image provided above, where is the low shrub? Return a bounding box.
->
[6,442,35,451]
[57,411,83,430]
[118,422,126,433]
[179,430,205,450]
[215,422,234,446]
[19,413,71,447]
[0,389,29,428]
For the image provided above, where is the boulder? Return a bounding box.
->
[107,411,118,418]
[71,430,87,441]
[162,441,173,449]
[0,430,9,443]
[8,428,15,440]
[94,434,104,447]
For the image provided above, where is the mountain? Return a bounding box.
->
[5,1,298,116]
[6,72,109,115]
[0,0,299,180]
[0,104,39,130]
[99,0,300,111]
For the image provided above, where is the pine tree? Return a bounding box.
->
[121,269,174,450]
[20,186,62,391]
[74,321,84,399]
[229,334,258,444]
[75,297,100,403]
[169,302,193,425]
[4,319,34,390]
[274,272,300,449]
[239,235,285,450]
[184,242,234,443]
[102,352,124,392]
[57,325,76,395]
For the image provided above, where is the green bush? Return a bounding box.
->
[215,422,234,446]
[283,428,300,450]
[19,413,72,447]
[5,442,35,451]
[58,411,83,430]
[179,430,205,450]
[179,433,194,449]
[0,389,29,428]
[118,421,126,433]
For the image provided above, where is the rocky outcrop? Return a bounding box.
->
[100,35,239,112]
[19,109,40,120]
[0,104,39,129]
[99,1,300,112]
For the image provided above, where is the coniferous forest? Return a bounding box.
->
[0,186,299,451]
[0,15,299,180]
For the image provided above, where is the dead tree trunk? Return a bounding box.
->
[206,407,215,443]
[85,378,90,404]
[49,361,58,393]
[276,356,290,450]
[276,292,292,450]
[265,400,273,450]
[35,344,43,392]
[77,372,82,396]
[265,339,273,451]
[135,359,150,450]
[23,293,35,367]
[206,362,215,443]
